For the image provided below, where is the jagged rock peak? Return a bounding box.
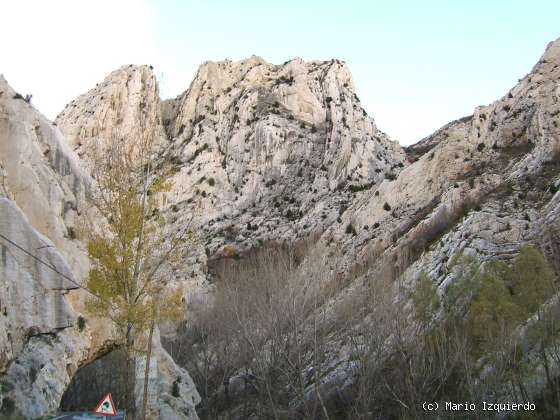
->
[161,54,403,181]
[151,54,406,257]
[536,36,560,66]
[163,55,362,137]
[56,56,406,257]
[55,64,166,159]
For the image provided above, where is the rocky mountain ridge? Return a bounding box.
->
[327,37,560,276]
[57,57,405,255]
[1,37,559,418]
[55,56,406,299]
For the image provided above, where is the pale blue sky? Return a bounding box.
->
[2,1,559,145]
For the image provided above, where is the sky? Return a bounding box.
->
[1,1,559,145]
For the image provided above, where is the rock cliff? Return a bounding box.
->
[325,37,560,282]
[0,75,199,419]
[55,57,406,300]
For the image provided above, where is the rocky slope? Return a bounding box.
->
[326,37,560,281]
[282,37,560,404]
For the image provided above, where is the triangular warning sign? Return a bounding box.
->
[93,392,118,416]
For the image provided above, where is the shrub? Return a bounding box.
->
[383,202,391,211]
[511,245,555,314]
[349,183,371,193]
[67,227,77,240]
[171,378,181,397]
[468,265,520,355]
[189,143,209,163]
[77,316,86,332]
[345,224,357,235]
[207,177,215,187]
[0,397,15,415]
[411,272,440,327]
[222,245,239,259]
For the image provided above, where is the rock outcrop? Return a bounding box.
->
[0,75,93,418]
[55,57,406,301]
[0,75,200,419]
[324,37,560,282]
[56,64,167,159]
[158,56,405,255]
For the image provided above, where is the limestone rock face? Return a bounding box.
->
[0,75,200,419]
[56,58,405,274]
[56,65,167,159]
[0,75,90,278]
[275,38,560,404]
[159,57,405,254]
[0,198,77,372]
[399,39,560,303]
[0,75,93,418]
[151,333,201,420]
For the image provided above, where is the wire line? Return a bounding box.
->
[0,232,105,302]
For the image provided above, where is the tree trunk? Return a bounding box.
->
[125,324,137,419]
[141,320,155,420]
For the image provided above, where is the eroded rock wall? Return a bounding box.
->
[0,74,200,419]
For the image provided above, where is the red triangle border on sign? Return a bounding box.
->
[93,392,118,416]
